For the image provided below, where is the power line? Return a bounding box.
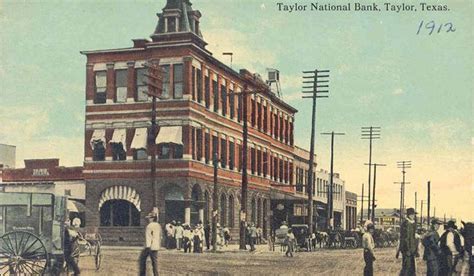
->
[302,69,329,234]
[361,126,381,220]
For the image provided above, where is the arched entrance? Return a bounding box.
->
[98,185,141,227]
[190,185,204,225]
[228,195,234,227]
[164,185,185,223]
[220,193,227,226]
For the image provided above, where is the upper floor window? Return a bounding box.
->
[196,69,202,103]
[229,142,235,170]
[263,106,268,133]
[136,68,148,102]
[94,71,107,104]
[205,75,210,108]
[161,65,170,99]
[91,129,106,161]
[173,64,184,99]
[221,84,227,116]
[229,91,235,119]
[257,102,262,130]
[115,69,127,103]
[213,80,219,112]
[237,96,242,122]
[134,149,147,160]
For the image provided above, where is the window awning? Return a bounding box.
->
[98,185,141,212]
[130,128,148,149]
[110,129,127,151]
[90,129,106,150]
[155,126,183,145]
[67,200,87,213]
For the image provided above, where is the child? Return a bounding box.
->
[285,228,296,257]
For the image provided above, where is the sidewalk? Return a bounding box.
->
[102,244,271,254]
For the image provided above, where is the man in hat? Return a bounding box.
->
[362,223,376,276]
[139,212,161,276]
[398,207,418,276]
[422,218,443,276]
[439,220,463,275]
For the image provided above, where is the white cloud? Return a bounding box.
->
[204,28,277,73]
[392,88,404,95]
[260,3,266,10]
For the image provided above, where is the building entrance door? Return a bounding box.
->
[165,200,185,223]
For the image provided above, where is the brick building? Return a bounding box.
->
[80,0,356,245]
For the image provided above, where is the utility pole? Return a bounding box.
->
[359,183,365,224]
[420,200,424,227]
[364,163,385,222]
[395,161,412,223]
[321,131,344,229]
[232,76,268,250]
[144,59,163,209]
[212,152,218,252]
[415,192,417,225]
[427,181,431,227]
[361,127,381,220]
[302,69,330,234]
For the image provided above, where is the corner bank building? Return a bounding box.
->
[81,0,347,245]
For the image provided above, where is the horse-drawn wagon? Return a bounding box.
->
[0,192,102,275]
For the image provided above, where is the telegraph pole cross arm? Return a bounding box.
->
[361,126,381,220]
[302,69,330,234]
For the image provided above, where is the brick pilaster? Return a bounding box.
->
[106,63,115,102]
[86,64,94,102]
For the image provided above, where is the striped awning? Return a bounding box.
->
[155,126,183,145]
[98,185,141,212]
[90,129,106,150]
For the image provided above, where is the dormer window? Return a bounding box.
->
[167,17,177,32]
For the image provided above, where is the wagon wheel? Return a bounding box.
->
[94,244,102,270]
[0,230,49,275]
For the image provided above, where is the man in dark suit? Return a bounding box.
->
[423,218,443,276]
[398,207,418,276]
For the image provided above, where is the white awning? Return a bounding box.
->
[67,200,87,213]
[98,185,141,212]
[90,129,106,150]
[155,126,183,145]
[110,129,127,151]
[130,127,148,149]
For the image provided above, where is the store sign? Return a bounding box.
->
[33,168,49,176]
[293,204,308,216]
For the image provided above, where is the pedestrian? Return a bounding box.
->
[204,221,211,250]
[63,219,81,276]
[139,212,161,276]
[165,221,175,249]
[285,228,296,257]
[223,225,231,246]
[193,225,203,253]
[362,223,376,276]
[452,225,465,273]
[175,221,184,250]
[439,220,464,275]
[249,223,258,251]
[397,207,418,276]
[182,224,193,253]
[422,218,443,276]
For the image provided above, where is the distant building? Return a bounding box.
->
[345,191,357,230]
[0,158,84,201]
[0,144,16,169]
[361,208,400,230]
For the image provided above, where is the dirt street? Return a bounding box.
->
[74,246,469,275]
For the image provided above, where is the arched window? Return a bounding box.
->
[204,191,210,224]
[251,197,256,224]
[257,198,262,227]
[100,199,140,226]
[228,195,234,227]
[263,199,268,236]
[220,194,227,226]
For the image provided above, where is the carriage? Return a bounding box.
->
[0,192,102,275]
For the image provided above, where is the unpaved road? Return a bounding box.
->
[75,246,470,275]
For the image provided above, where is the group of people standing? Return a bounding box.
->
[362,207,466,276]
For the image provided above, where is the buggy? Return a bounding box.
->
[0,192,102,275]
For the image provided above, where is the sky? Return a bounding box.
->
[0,0,472,221]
